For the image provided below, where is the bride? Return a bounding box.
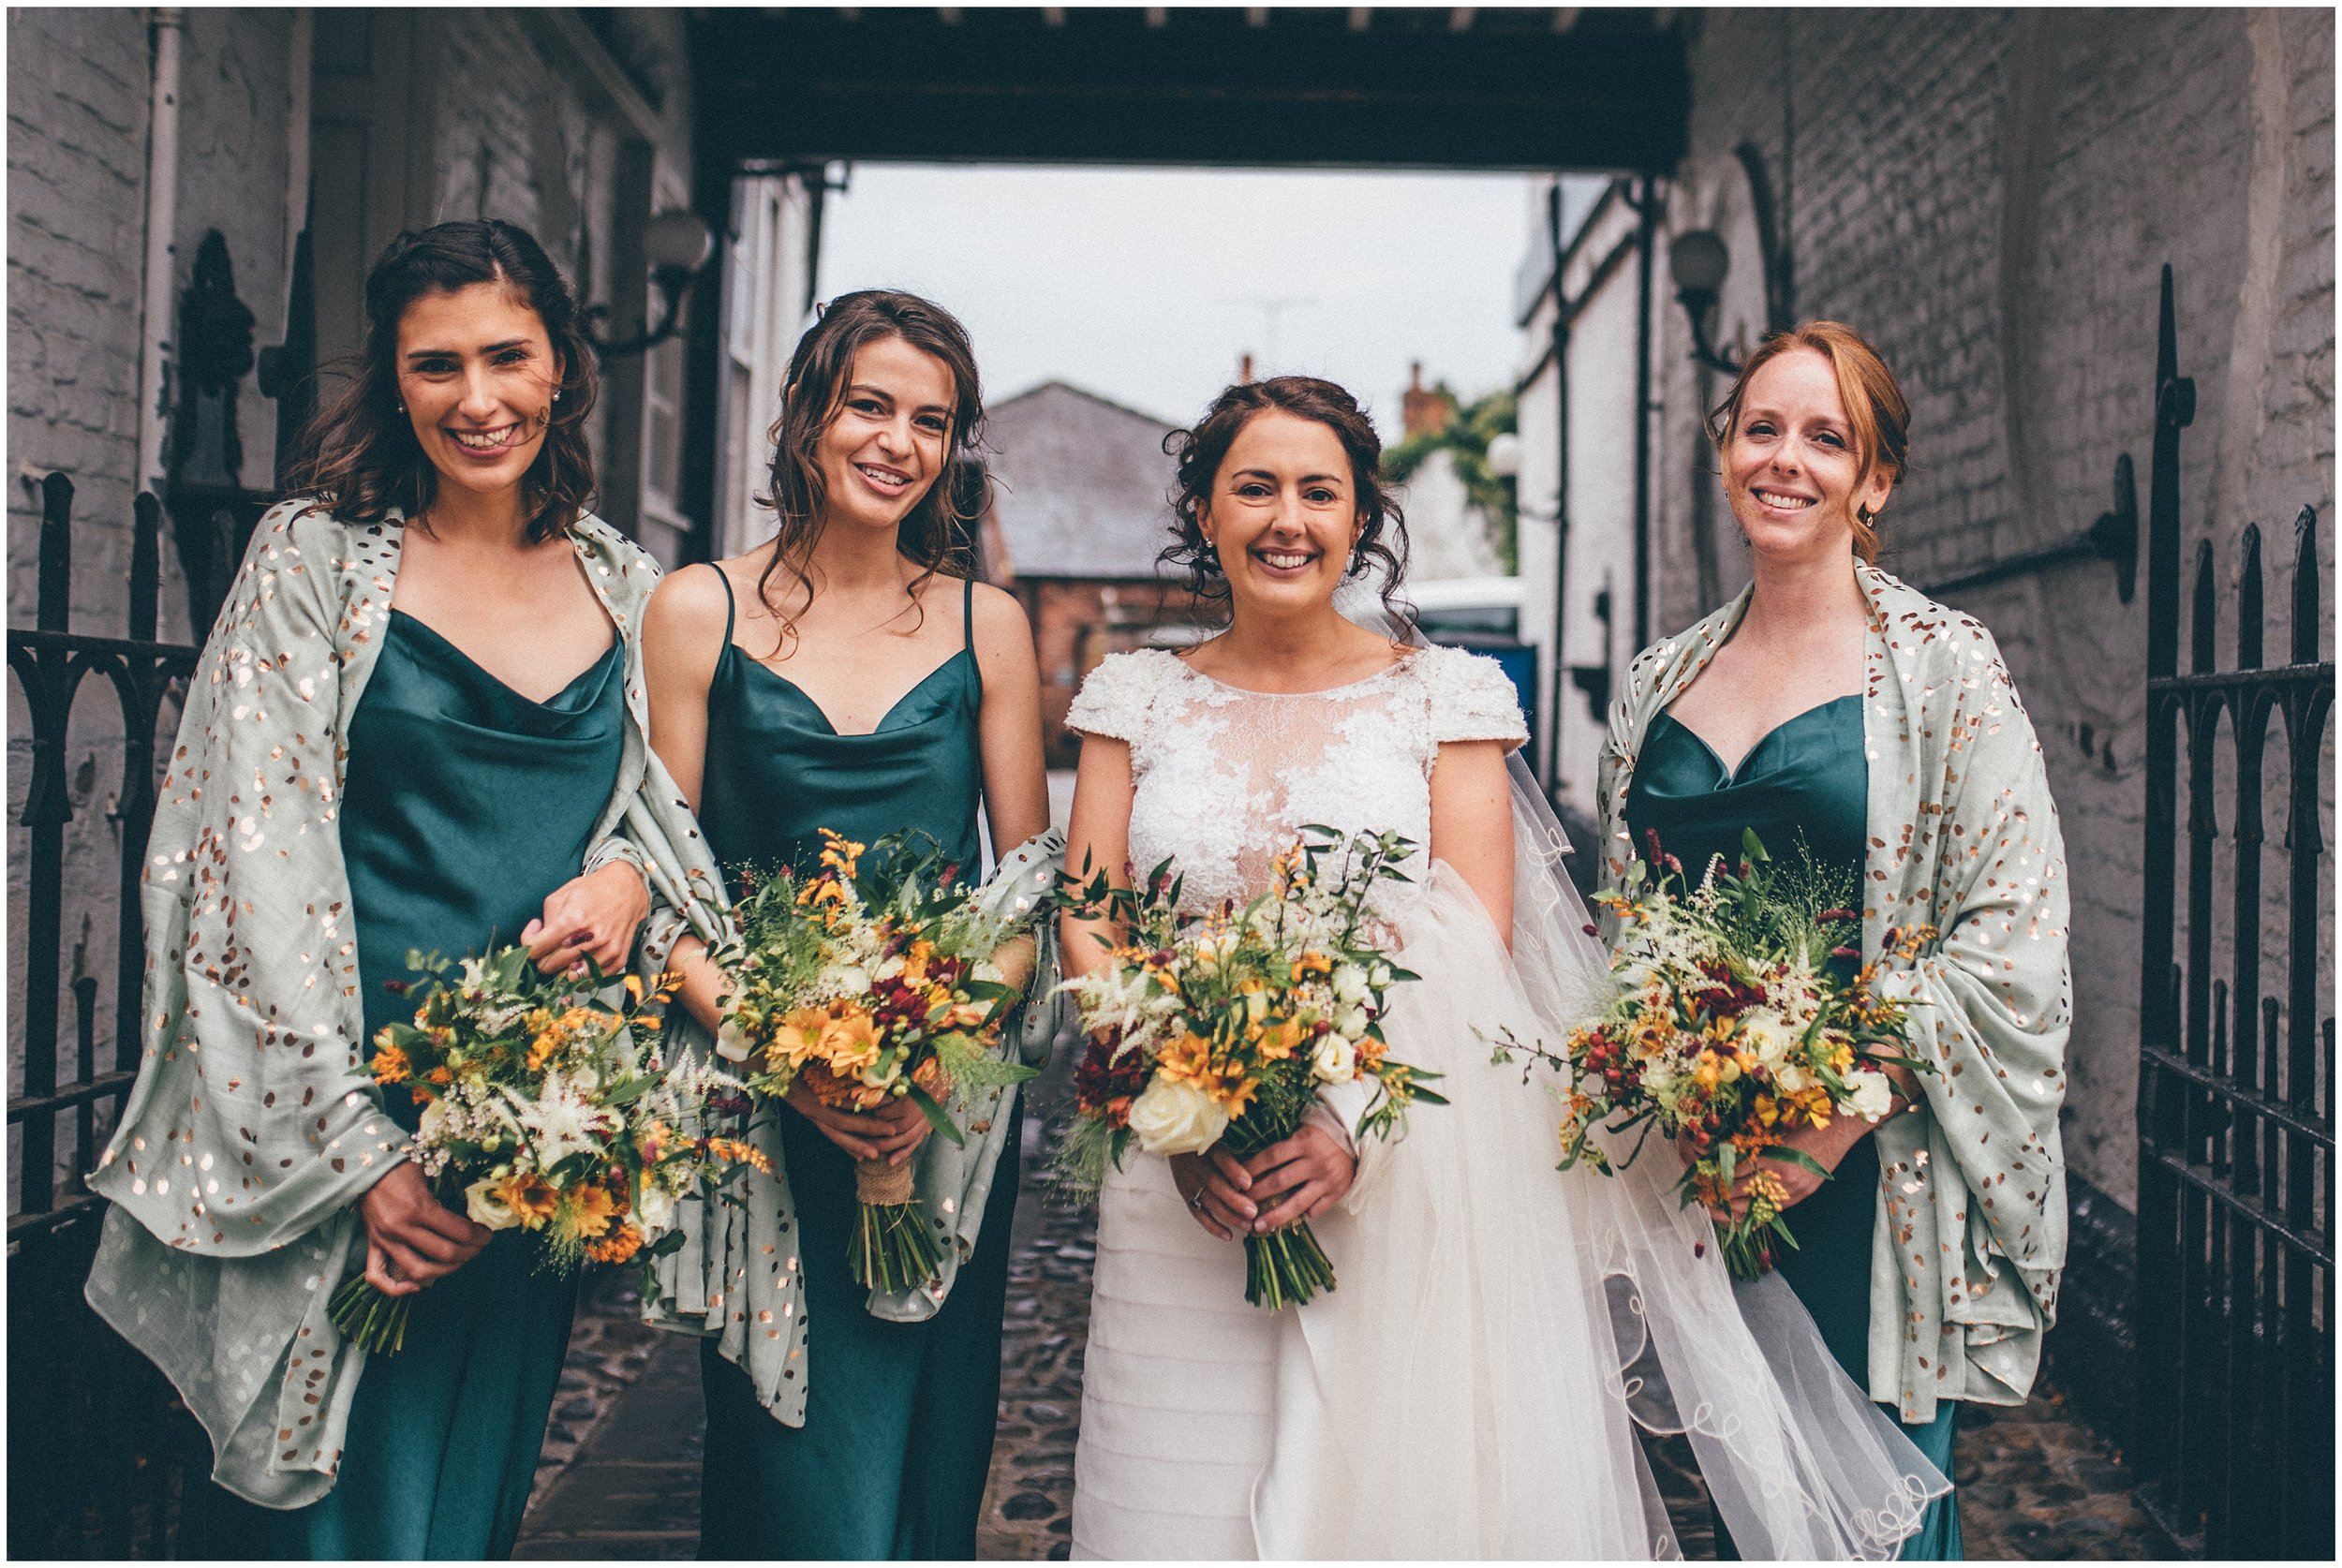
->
[1059,375,1946,1560]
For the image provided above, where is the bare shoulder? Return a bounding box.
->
[964,578,1039,688]
[643,562,735,674]
[967,578,1032,637]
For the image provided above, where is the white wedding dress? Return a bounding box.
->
[1063,645,1944,1561]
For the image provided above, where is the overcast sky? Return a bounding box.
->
[816,164,1544,433]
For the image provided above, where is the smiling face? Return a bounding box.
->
[1723,346,1894,566]
[1199,409,1363,620]
[811,334,957,536]
[394,280,562,506]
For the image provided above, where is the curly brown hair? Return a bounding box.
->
[282,220,599,542]
[1161,376,1410,623]
[752,290,988,654]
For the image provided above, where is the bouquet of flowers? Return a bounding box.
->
[1054,827,1444,1310]
[335,947,765,1354]
[1491,828,1933,1279]
[714,830,1043,1294]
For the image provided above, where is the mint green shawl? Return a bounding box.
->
[82,500,716,1507]
[1596,564,2072,1423]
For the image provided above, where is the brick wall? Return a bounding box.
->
[4,8,699,1206]
[1652,8,2335,1206]
[1018,578,1210,770]
[8,10,164,1203]
[7,7,153,631]
[7,11,307,1205]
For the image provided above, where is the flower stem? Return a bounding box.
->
[1244,1220,1338,1310]
[851,1201,945,1294]
[329,1274,415,1354]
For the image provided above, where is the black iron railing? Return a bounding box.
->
[8,473,209,1558]
[2133,264,2335,1561]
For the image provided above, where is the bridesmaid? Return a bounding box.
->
[640,289,1051,1559]
[1599,321,2073,1560]
[83,219,704,1558]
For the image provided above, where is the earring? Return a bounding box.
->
[552,389,561,403]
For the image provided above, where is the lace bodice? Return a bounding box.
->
[1065,644,1527,915]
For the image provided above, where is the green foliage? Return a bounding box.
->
[1381,385,1520,572]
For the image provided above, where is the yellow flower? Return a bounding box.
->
[768,1005,835,1071]
[818,831,866,878]
[565,1182,620,1238]
[818,1009,882,1074]
[586,1223,644,1264]
[704,1136,774,1175]
[497,1173,561,1225]
[1154,1032,1256,1117]
[1256,1016,1304,1063]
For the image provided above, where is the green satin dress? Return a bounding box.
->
[179,609,626,1561]
[1623,696,1961,1561]
[694,570,1020,1561]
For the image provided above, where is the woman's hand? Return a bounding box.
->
[1681,1112,1875,1222]
[524,862,649,974]
[785,1082,934,1166]
[986,932,1038,998]
[358,1161,493,1294]
[1240,1123,1357,1232]
[1168,1145,1260,1241]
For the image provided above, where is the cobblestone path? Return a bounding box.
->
[518,1105,2178,1561]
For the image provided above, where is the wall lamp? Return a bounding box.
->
[1668,142,1793,378]
[585,208,716,359]
[1668,229,1742,377]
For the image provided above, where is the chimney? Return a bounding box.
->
[1401,362,1451,440]
[1239,351,1254,384]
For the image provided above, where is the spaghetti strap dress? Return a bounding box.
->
[177,608,626,1561]
[692,569,1020,1560]
[1624,695,1962,1561]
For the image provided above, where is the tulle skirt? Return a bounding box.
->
[1072,864,1947,1561]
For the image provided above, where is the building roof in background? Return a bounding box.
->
[985,379,1181,581]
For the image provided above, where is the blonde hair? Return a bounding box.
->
[1705,319,1909,563]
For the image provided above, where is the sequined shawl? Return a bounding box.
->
[81,499,716,1507]
[1596,564,2071,1423]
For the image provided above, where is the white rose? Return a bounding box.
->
[1335,1006,1370,1041]
[875,954,905,982]
[714,1019,753,1062]
[635,1183,676,1233]
[417,1098,451,1146]
[836,966,870,997]
[1739,1011,1795,1072]
[1126,1077,1229,1156]
[1312,1033,1357,1085]
[1330,965,1369,1005]
[464,1176,523,1232]
[1368,962,1393,990]
[1845,1071,1894,1121]
[1774,1059,1816,1094]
